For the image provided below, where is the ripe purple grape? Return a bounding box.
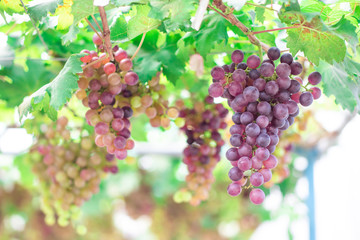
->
[290,62,303,75]
[232,69,247,82]
[273,103,289,120]
[299,92,314,106]
[256,133,271,147]
[227,182,242,196]
[228,167,243,181]
[240,112,254,125]
[259,169,272,182]
[288,80,301,93]
[276,63,291,78]
[255,147,270,161]
[226,147,240,161]
[267,47,280,60]
[211,66,225,80]
[257,101,271,115]
[208,83,224,98]
[311,87,321,99]
[249,69,261,80]
[245,123,260,137]
[247,55,261,69]
[250,188,265,204]
[237,62,247,70]
[280,53,293,65]
[253,78,266,91]
[263,155,278,169]
[308,72,322,85]
[250,172,264,187]
[243,86,259,102]
[259,62,275,77]
[231,50,244,63]
[276,77,291,90]
[265,81,279,96]
[237,156,252,171]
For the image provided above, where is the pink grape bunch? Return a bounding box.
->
[76,34,138,161]
[208,48,322,205]
[30,116,117,226]
[179,96,228,206]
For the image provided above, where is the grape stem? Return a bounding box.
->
[91,14,103,32]
[19,0,49,52]
[209,1,269,52]
[82,53,109,70]
[84,18,104,42]
[98,6,114,61]
[131,32,146,61]
[252,26,300,35]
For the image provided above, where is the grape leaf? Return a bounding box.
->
[109,14,127,41]
[286,16,346,65]
[316,58,360,113]
[27,0,63,22]
[133,33,185,84]
[133,55,162,84]
[127,5,162,40]
[194,14,228,57]
[110,0,148,6]
[255,7,265,23]
[18,54,83,121]
[0,60,55,107]
[149,0,195,31]
[331,17,359,52]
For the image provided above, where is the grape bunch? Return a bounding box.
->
[178,96,228,206]
[115,72,183,129]
[208,48,322,204]
[29,116,117,226]
[76,36,137,160]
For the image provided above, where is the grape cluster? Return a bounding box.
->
[179,96,228,206]
[115,72,183,129]
[76,37,137,160]
[29,116,117,226]
[208,48,322,204]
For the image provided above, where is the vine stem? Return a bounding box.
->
[91,14,103,32]
[252,26,300,34]
[98,6,114,61]
[209,1,269,52]
[131,32,146,61]
[84,18,104,42]
[19,0,49,52]
[82,54,108,70]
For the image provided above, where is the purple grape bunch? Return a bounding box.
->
[208,47,322,205]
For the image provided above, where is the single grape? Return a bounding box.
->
[280,53,293,65]
[243,86,259,102]
[249,69,261,80]
[285,100,299,114]
[290,62,303,75]
[232,69,247,83]
[263,155,278,169]
[259,168,272,182]
[299,92,314,107]
[311,87,321,99]
[100,91,114,105]
[237,156,252,171]
[255,147,270,161]
[276,90,291,103]
[267,47,280,60]
[250,188,265,204]
[228,82,243,96]
[93,33,102,45]
[247,55,261,69]
[245,123,260,138]
[228,167,243,181]
[227,182,242,196]
[288,80,301,93]
[226,147,240,161]
[308,72,322,85]
[277,77,291,90]
[257,101,271,115]
[124,72,139,85]
[256,133,271,147]
[230,124,245,135]
[240,111,254,125]
[95,122,109,135]
[123,106,133,118]
[103,62,116,75]
[251,157,263,170]
[256,115,269,128]
[89,79,101,91]
[238,143,252,157]
[119,58,133,71]
[211,66,225,80]
[276,63,291,78]
[273,103,289,120]
[253,78,266,91]
[231,50,244,64]
[208,82,224,98]
[232,112,242,125]
[230,134,242,147]
[259,62,275,77]
[246,102,258,115]
[269,133,279,146]
[265,81,279,96]
[250,172,264,187]
[237,62,247,70]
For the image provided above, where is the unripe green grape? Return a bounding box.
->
[174,118,185,127]
[130,96,142,108]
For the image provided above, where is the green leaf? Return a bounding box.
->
[127,5,162,40]
[109,14,128,41]
[286,16,346,65]
[61,21,80,45]
[149,0,195,31]
[255,7,265,23]
[18,54,83,121]
[316,58,360,113]
[27,0,63,22]
[331,17,359,52]
[110,0,148,6]
[0,60,55,107]
[194,14,228,56]
[13,154,35,189]
[130,114,148,141]
[134,55,162,84]
[133,32,185,84]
